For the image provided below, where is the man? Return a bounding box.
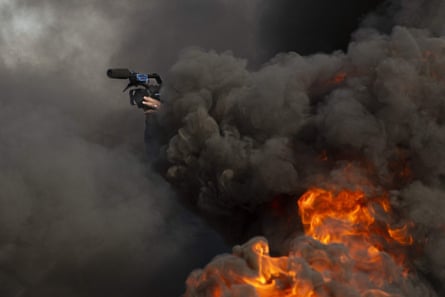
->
[142,96,162,161]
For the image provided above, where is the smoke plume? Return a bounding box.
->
[147,0,445,295]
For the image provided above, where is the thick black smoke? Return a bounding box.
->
[152,0,445,295]
[258,0,387,57]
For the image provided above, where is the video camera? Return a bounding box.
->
[107,68,162,110]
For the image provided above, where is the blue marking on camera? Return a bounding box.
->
[136,73,149,83]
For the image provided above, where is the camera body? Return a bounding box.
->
[129,86,161,110]
[107,68,162,110]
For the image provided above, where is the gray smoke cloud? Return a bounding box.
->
[110,0,261,72]
[151,0,445,295]
[0,0,267,296]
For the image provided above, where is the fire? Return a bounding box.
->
[318,150,328,161]
[298,188,413,280]
[328,71,347,84]
[185,187,414,297]
[298,188,412,247]
[299,188,375,244]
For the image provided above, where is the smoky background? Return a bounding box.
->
[0,0,429,296]
[0,0,257,296]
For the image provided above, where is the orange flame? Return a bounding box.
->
[185,187,414,297]
[298,188,413,273]
[298,188,412,247]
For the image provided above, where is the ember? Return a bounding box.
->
[328,71,347,85]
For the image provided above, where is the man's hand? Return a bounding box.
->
[142,96,162,114]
